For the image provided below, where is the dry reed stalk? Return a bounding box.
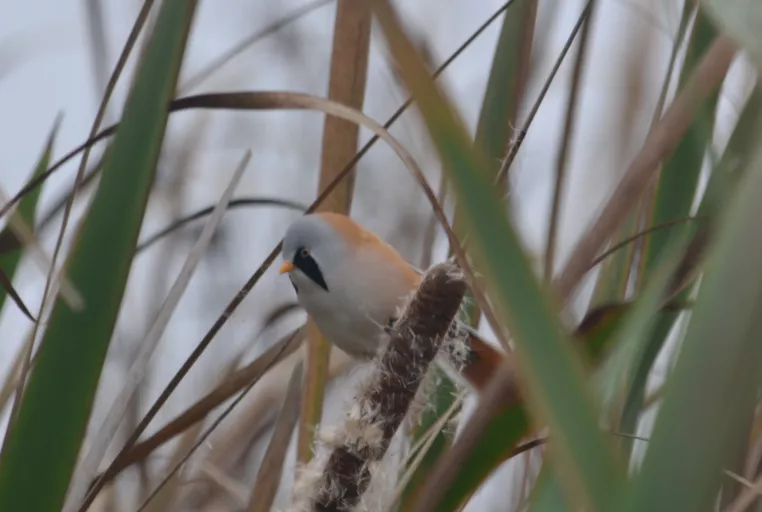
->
[288,262,467,512]
[299,0,372,464]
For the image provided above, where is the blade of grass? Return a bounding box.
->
[0,2,197,510]
[0,117,59,316]
[84,0,110,103]
[82,86,474,507]
[0,269,35,323]
[544,0,596,280]
[618,84,762,457]
[411,303,637,511]
[624,119,762,512]
[638,10,718,288]
[0,0,514,227]
[494,1,592,185]
[135,331,299,511]
[368,1,623,510]
[135,197,308,252]
[297,0,371,466]
[65,151,250,512]
[246,361,303,512]
[590,0,693,306]
[88,329,304,490]
[553,34,737,303]
[1,0,155,470]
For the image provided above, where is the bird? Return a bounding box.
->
[278,211,505,392]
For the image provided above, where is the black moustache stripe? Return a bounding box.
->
[294,249,329,292]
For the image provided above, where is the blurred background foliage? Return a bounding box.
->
[0,0,760,511]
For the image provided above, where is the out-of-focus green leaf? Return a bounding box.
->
[625,120,762,512]
[702,0,762,69]
[453,0,536,326]
[472,0,535,187]
[404,6,540,493]
[593,228,694,429]
[639,11,717,284]
[529,465,569,512]
[0,118,59,315]
[399,367,458,512]
[618,85,762,451]
[0,2,198,510]
[423,303,632,512]
[369,1,623,509]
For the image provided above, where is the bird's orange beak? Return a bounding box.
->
[279,261,295,274]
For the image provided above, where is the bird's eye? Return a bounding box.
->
[299,248,310,259]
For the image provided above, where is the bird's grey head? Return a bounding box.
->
[280,215,348,293]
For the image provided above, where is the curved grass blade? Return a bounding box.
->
[0,2,198,510]
[0,0,514,227]
[135,197,308,252]
[625,122,762,512]
[368,1,623,509]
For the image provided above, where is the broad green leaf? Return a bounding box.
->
[0,2,198,510]
[369,1,623,509]
[529,465,568,512]
[625,115,762,512]
[0,118,59,315]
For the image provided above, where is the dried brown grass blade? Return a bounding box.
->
[552,34,737,303]
[1,0,512,227]
[135,330,303,511]
[246,361,304,511]
[298,0,371,466]
[413,33,738,512]
[191,344,356,510]
[88,328,304,489]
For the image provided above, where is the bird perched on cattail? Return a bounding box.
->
[279,212,504,391]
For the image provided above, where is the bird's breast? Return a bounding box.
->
[294,278,387,359]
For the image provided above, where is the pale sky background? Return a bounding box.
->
[0,1,753,510]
